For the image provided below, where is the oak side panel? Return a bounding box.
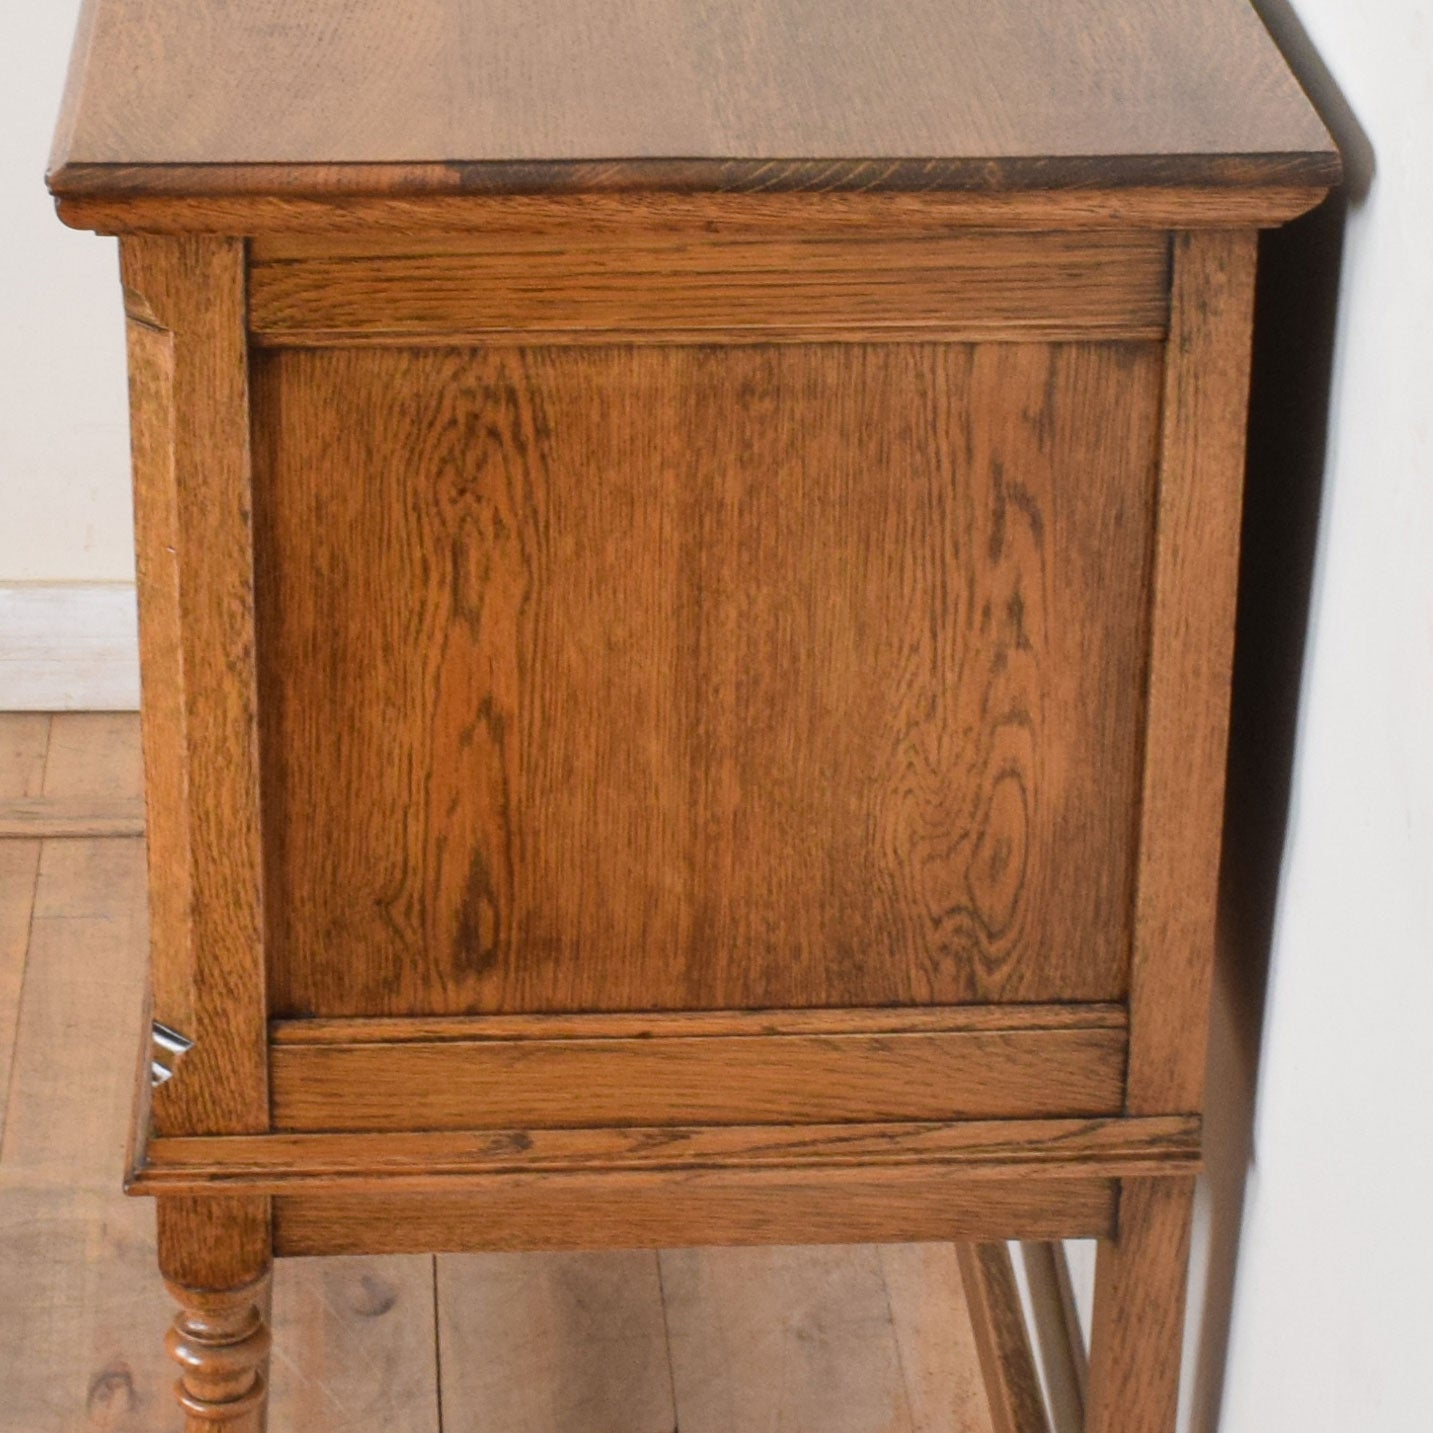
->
[269,1027,1126,1132]
[1126,230,1259,1115]
[120,235,269,1135]
[273,1173,1118,1255]
[253,341,1159,1016]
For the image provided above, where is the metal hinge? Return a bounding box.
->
[151,1021,194,1087]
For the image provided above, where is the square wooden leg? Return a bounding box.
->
[1086,1178,1195,1433]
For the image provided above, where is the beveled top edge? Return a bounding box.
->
[52,182,1336,239]
[49,149,1342,205]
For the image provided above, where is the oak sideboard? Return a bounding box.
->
[48,1,1338,1429]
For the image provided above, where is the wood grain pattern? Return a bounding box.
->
[270,1028,1127,1133]
[133,1117,1202,1195]
[0,792,191,1433]
[0,796,145,837]
[254,341,1159,1017]
[0,715,48,1143]
[660,1244,945,1433]
[271,1256,441,1433]
[0,1186,183,1433]
[437,1251,676,1433]
[0,718,438,1433]
[956,1244,1051,1433]
[1126,230,1260,1116]
[162,1273,272,1433]
[1085,1178,1195,1433]
[0,713,50,798]
[431,1242,1001,1433]
[120,236,269,1138]
[248,231,1170,345]
[879,1243,999,1433]
[0,841,148,1184]
[155,1197,274,1433]
[269,1002,1124,1043]
[273,1174,1118,1256]
[0,722,144,836]
[0,843,39,1143]
[58,186,1334,238]
[156,1195,272,1292]
[43,712,143,800]
[49,0,1335,200]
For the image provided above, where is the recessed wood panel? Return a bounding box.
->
[253,341,1159,1016]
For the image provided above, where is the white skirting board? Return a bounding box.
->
[0,583,140,711]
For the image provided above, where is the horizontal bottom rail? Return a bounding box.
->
[131,1115,1199,1196]
[270,1172,1121,1254]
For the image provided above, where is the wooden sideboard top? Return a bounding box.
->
[50,0,1337,204]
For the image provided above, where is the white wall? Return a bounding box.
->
[4,1,1432,1426]
[0,1,133,582]
[1214,3,1433,1429]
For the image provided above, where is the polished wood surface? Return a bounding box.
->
[121,236,269,1139]
[248,230,1171,346]
[51,0,1334,202]
[1127,230,1259,1115]
[270,1002,1125,1042]
[162,1276,271,1433]
[273,1177,1117,1256]
[1085,1179,1196,1433]
[0,718,1022,1433]
[133,1116,1202,1196]
[255,340,1158,1016]
[268,1024,1126,1131]
[157,1196,273,1433]
[58,184,1335,237]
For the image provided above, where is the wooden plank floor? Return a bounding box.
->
[0,713,999,1433]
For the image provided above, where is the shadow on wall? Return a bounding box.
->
[1191,4,1374,1430]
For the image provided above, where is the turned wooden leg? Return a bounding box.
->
[157,1196,273,1432]
[164,1276,272,1428]
[1085,1177,1195,1433]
